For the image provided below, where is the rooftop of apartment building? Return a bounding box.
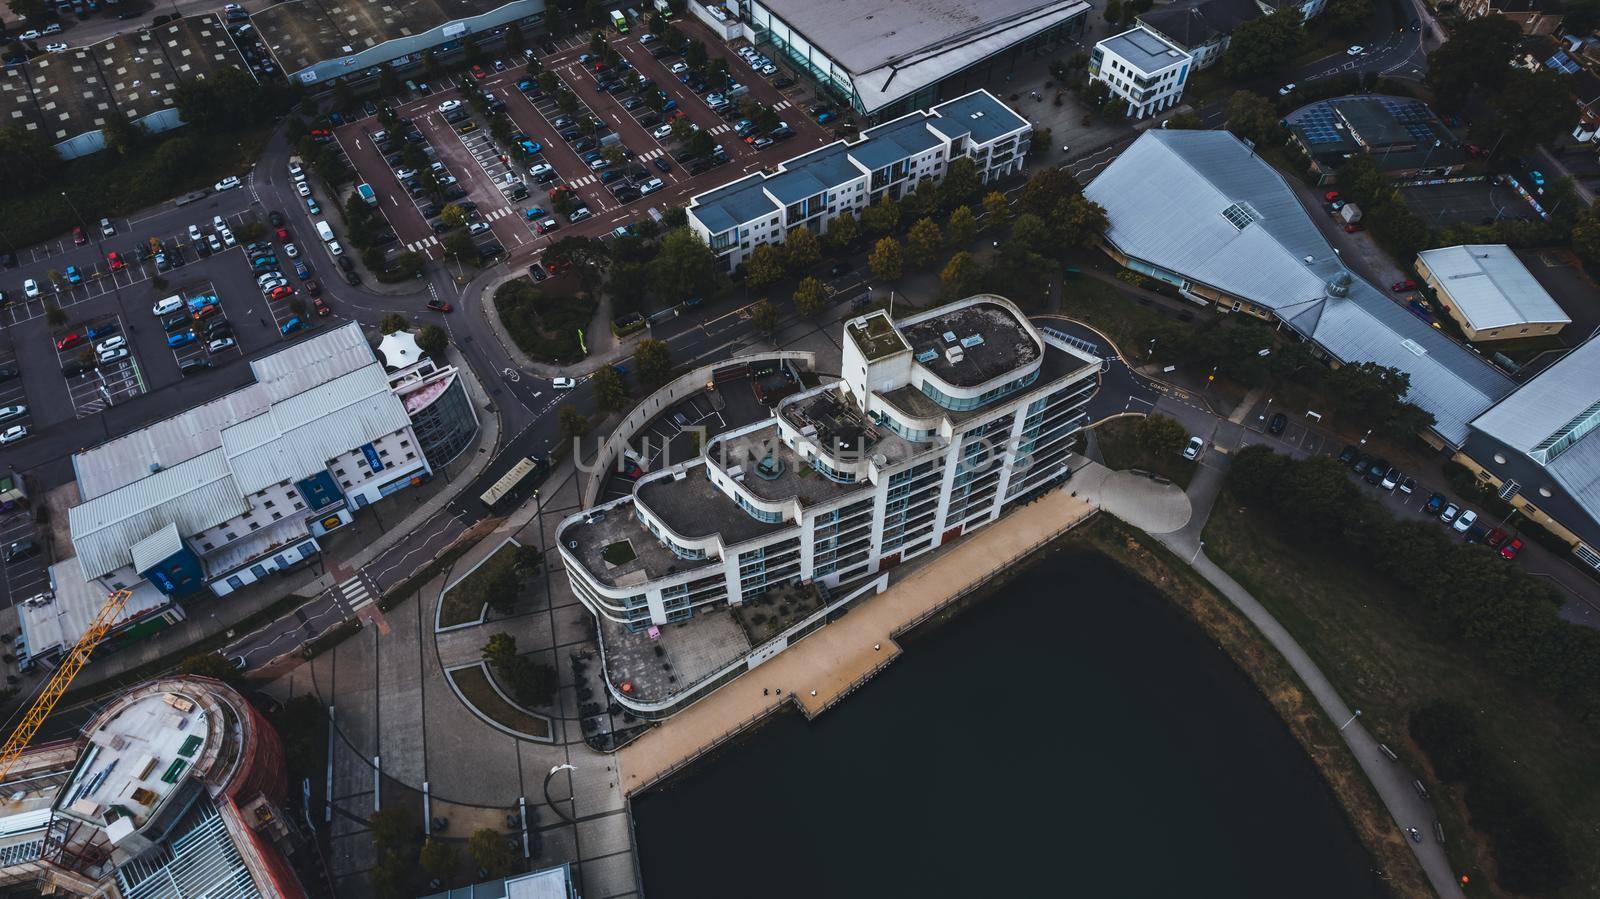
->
[254,0,526,74]
[1098,25,1191,74]
[637,468,789,545]
[898,300,1042,387]
[878,335,1096,425]
[713,420,879,504]
[562,498,719,589]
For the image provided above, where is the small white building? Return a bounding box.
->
[1415,244,1571,342]
[1090,26,1193,119]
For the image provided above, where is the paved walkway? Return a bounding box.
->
[617,484,1105,795]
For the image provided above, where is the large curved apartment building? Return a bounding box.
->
[559,296,1102,630]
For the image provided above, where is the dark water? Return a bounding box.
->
[633,549,1377,898]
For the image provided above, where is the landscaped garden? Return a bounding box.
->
[447,664,551,740]
[438,541,541,628]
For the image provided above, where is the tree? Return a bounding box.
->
[538,71,559,94]
[1010,213,1053,258]
[1103,0,1123,22]
[419,839,457,886]
[685,129,715,159]
[982,191,1010,227]
[784,226,822,270]
[1220,9,1304,81]
[744,243,786,289]
[868,237,903,281]
[1425,14,1520,113]
[559,404,590,440]
[591,364,628,412]
[422,48,442,81]
[44,302,67,327]
[1050,194,1108,249]
[860,195,901,235]
[939,156,981,211]
[392,251,425,280]
[905,217,943,268]
[1134,414,1188,459]
[177,652,239,682]
[466,828,517,878]
[749,298,781,336]
[1161,111,1205,130]
[1573,204,1600,264]
[481,632,519,670]
[939,251,981,300]
[793,276,828,318]
[1322,0,1371,37]
[1486,70,1577,157]
[505,22,525,57]
[0,126,63,179]
[648,227,720,303]
[947,205,978,248]
[686,39,708,70]
[824,211,860,250]
[636,338,673,388]
[901,178,939,221]
[379,313,409,334]
[416,325,448,360]
[174,67,281,133]
[369,808,415,852]
[443,230,477,263]
[1019,168,1077,219]
[1226,90,1283,147]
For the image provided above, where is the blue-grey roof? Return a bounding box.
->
[764,142,864,205]
[1085,130,1513,447]
[851,113,942,171]
[929,90,1030,145]
[689,174,780,234]
[1098,25,1190,74]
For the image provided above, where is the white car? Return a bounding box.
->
[1278,83,1296,96]
[187,224,203,242]
[207,233,223,253]
[214,175,242,191]
[96,347,128,365]
[95,336,125,354]
[669,62,688,74]
[1183,436,1204,460]
[0,405,26,423]
[256,271,285,287]
[0,425,28,445]
[23,279,39,299]
[651,123,674,139]
[759,64,777,76]
[529,163,553,178]
[638,177,664,195]
[208,337,236,353]
[219,227,237,248]
[640,33,656,44]
[284,242,299,258]
[1452,508,1478,533]
[18,30,39,41]
[152,295,183,316]
[287,159,303,177]
[1346,45,1364,56]
[551,377,576,389]
[327,240,343,256]
[44,42,68,54]
[296,181,312,198]
[438,99,463,113]
[99,217,115,237]
[468,221,492,235]
[212,215,227,231]
[395,167,417,181]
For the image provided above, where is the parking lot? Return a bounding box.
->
[1398,177,1540,228]
[330,13,835,269]
[0,338,26,431]
[51,312,145,419]
[0,509,47,609]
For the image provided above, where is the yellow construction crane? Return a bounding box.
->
[0,589,132,784]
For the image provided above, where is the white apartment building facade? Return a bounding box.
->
[686,89,1032,271]
[1090,26,1193,119]
[558,296,1101,630]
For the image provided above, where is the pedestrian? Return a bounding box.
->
[763,688,769,695]
[809,690,817,697]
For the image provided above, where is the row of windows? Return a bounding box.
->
[918,369,1040,412]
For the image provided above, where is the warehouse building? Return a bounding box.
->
[741,0,1090,121]
[1415,244,1570,342]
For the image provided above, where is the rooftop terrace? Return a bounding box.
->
[636,466,788,547]
[710,422,872,507]
[561,499,715,589]
[880,339,1096,424]
[846,312,910,362]
[899,300,1041,387]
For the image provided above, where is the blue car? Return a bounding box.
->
[661,99,677,112]
[523,206,548,220]
[85,321,118,339]
[294,261,311,280]
[517,139,543,156]
[280,317,305,335]
[187,294,217,311]
[167,329,197,348]
[517,78,537,92]
[65,265,81,284]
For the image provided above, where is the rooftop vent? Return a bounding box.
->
[970,111,985,119]
[148,462,162,473]
[942,330,958,344]
[915,348,938,363]
[960,334,985,348]
[944,346,965,364]
[1401,338,1427,357]
[1326,272,1352,298]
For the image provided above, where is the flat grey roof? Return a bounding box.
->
[1098,25,1189,74]
[929,90,1030,145]
[560,499,714,589]
[689,173,779,235]
[636,466,787,547]
[879,339,1092,425]
[99,14,242,121]
[1417,245,1569,331]
[712,423,870,506]
[763,142,862,205]
[899,300,1041,387]
[852,113,943,170]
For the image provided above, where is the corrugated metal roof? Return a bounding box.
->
[68,449,247,581]
[1473,332,1600,454]
[129,522,184,574]
[74,322,376,498]
[1416,245,1569,331]
[19,561,171,656]
[1085,130,1513,447]
[221,365,411,494]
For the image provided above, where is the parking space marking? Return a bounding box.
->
[52,312,144,419]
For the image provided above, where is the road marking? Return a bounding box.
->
[339,573,377,612]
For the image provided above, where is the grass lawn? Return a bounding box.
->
[1202,495,1600,897]
[601,540,636,566]
[439,543,520,628]
[448,664,551,739]
[1057,275,1181,357]
[1094,417,1198,488]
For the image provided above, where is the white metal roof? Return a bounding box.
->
[129,522,185,574]
[1416,244,1570,332]
[221,364,411,494]
[18,562,170,656]
[1473,331,1600,456]
[68,449,248,581]
[1084,130,1513,447]
[378,330,425,369]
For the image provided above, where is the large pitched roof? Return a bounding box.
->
[1084,130,1514,447]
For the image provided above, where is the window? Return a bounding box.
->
[202,542,214,551]
[227,576,245,590]
[379,449,389,457]
[249,522,260,531]
[272,511,283,521]
[263,500,275,509]
[225,532,237,541]
[401,439,410,448]
[294,501,305,510]
[1221,202,1258,231]
[250,564,268,578]
[341,481,352,488]
[335,468,346,477]
[406,452,416,460]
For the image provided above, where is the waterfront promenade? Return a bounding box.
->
[617,483,1107,795]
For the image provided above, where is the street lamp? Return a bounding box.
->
[1359,428,1372,446]
[1340,709,1363,731]
[1190,539,1205,564]
[1258,396,1272,423]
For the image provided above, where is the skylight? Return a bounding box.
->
[1221,202,1258,231]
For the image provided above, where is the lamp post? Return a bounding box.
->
[1340,709,1363,731]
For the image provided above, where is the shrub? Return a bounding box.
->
[495,279,597,363]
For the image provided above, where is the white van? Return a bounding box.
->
[315,221,336,243]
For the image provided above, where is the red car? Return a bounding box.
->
[1343,223,1364,233]
[313,297,331,316]
[56,331,84,350]
[471,64,487,79]
[276,228,291,242]
[426,298,453,312]
[72,226,86,246]
[1500,538,1524,560]
[1391,279,1417,292]
[1485,528,1507,549]
[106,251,125,271]
[304,279,321,296]
[268,285,294,301]
[1323,190,1340,203]
[193,303,221,321]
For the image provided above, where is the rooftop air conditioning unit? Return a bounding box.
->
[944,346,965,364]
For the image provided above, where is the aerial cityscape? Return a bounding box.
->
[0,0,1596,895]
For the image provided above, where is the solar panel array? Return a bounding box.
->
[1546,52,1581,74]
[1377,97,1438,143]
[1293,103,1344,145]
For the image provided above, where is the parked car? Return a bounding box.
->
[1380,467,1400,491]
[1424,493,1446,515]
[207,337,236,353]
[1363,459,1388,485]
[1398,476,1415,495]
[1439,502,1461,525]
[1500,538,1524,560]
[1452,509,1478,533]
[167,330,198,348]
[552,377,576,389]
[1391,279,1417,292]
[1338,445,1357,465]
[1182,436,1204,460]
[0,425,27,445]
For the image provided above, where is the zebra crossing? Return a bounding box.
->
[406,235,441,252]
[337,572,379,613]
[570,173,600,187]
[709,123,734,135]
[483,207,515,222]
[773,99,792,111]
[637,147,666,161]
